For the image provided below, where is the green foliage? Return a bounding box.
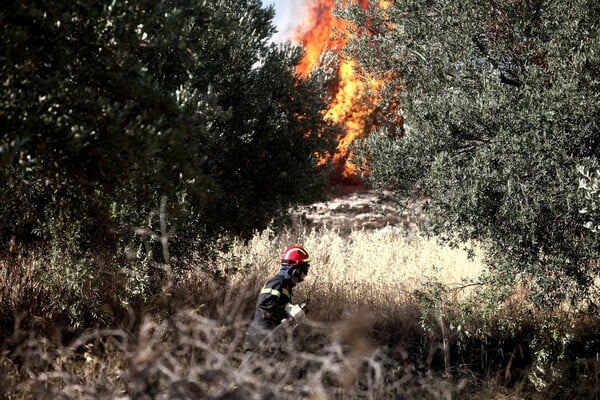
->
[0,0,339,324]
[578,165,600,232]
[339,0,600,308]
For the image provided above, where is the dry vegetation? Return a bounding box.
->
[1,225,599,399]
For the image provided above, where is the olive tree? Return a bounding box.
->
[338,0,600,308]
[0,0,339,323]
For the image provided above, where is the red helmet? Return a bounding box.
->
[281,245,311,266]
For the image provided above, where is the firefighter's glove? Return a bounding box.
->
[285,303,305,321]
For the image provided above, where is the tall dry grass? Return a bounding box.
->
[2,225,599,399]
[214,226,486,301]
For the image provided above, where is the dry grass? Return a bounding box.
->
[1,309,470,399]
[0,250,44,317]
[1,225,599,399]
[214,225,486,303]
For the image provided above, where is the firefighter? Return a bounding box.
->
[244,244,310,352]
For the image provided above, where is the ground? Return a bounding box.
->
[290,186,427,236]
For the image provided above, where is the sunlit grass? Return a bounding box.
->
[2,225,599,399]
[210,226,486,321]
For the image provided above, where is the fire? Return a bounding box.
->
[293,0,387,185]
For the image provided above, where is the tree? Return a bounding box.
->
[338,0,600,308]
[0,0,339,321]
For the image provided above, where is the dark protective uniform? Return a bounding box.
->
[244,266,296,351]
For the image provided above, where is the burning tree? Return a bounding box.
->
[292,0,392,185]
[338,0,600,309]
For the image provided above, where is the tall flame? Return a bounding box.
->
[294,0,385,185]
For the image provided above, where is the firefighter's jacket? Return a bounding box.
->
[252,270,295,329]
[244,267,296,350]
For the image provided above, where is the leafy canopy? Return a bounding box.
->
[0,0,339,253]
[0,0,340,322]
[338,0,600,308]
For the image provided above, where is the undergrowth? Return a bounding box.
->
[1,225,599,399]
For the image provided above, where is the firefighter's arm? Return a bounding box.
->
[257,286,281,311]
[257,278,289,323]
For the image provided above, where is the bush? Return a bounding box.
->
[0,0,340,323]
[338,0,600,308]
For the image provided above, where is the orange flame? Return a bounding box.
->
[294,0,382,185]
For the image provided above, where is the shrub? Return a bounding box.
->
[339,0,600,309]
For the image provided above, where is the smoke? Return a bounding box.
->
[266,0,307,43]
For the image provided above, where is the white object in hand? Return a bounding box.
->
[285,303,305,320]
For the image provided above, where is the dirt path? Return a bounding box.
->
[290,187,427,236]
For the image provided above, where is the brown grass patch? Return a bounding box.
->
[2,226,600,399]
